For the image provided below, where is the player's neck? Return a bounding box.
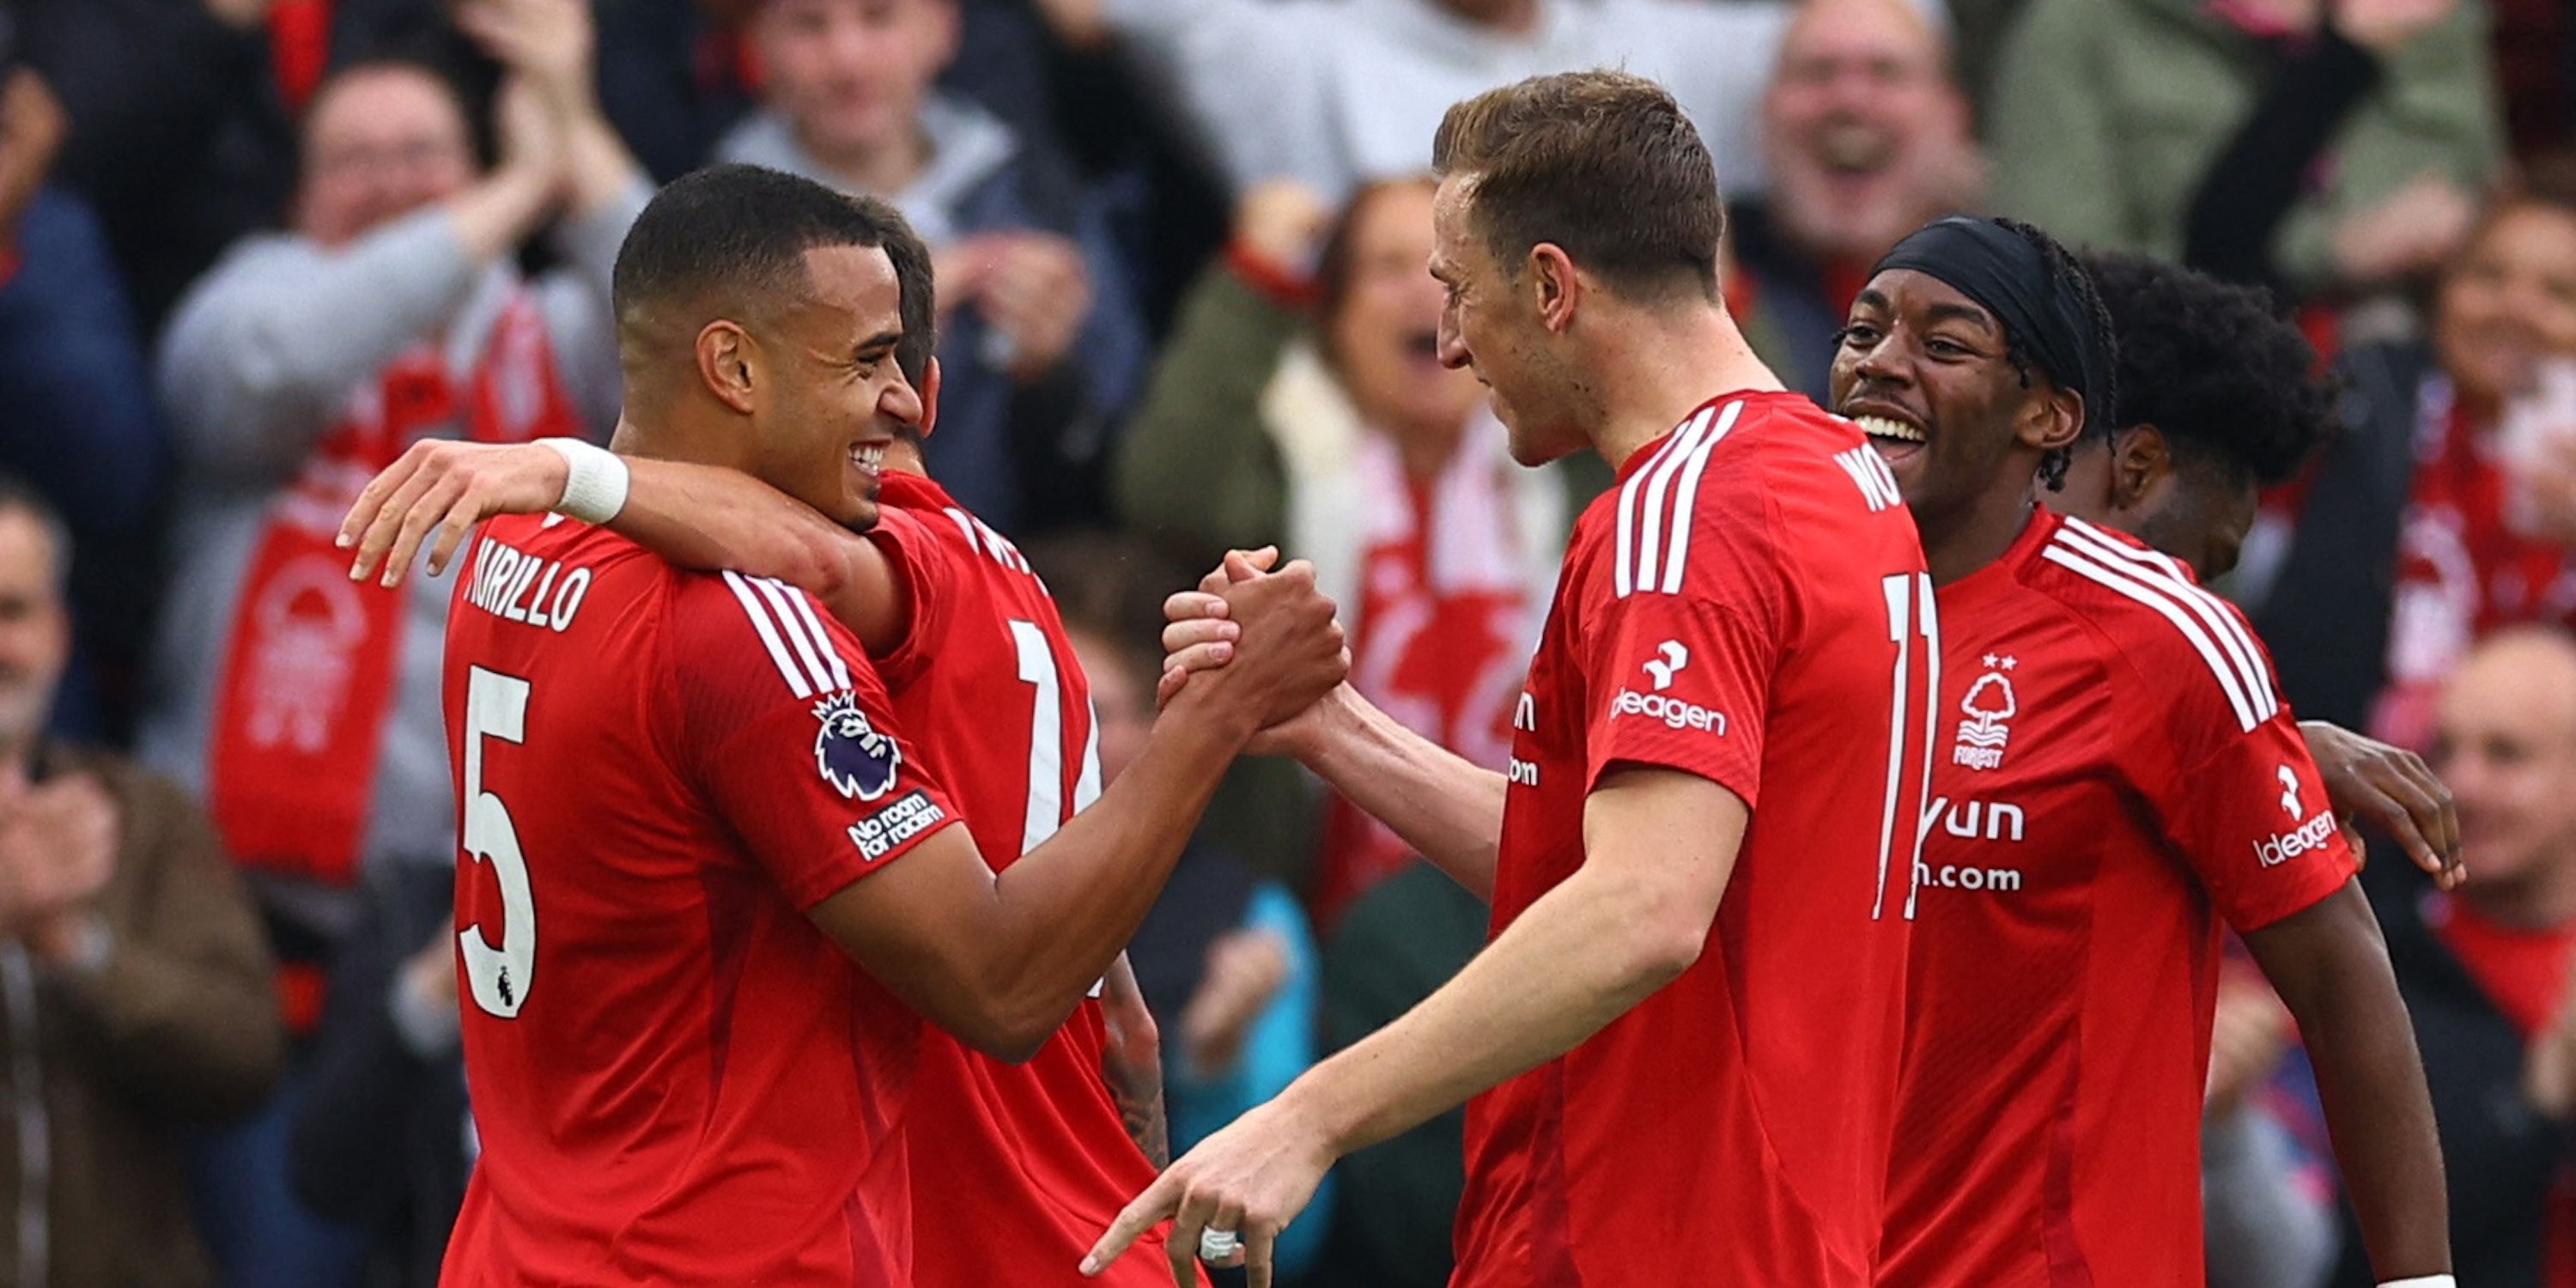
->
[1587,303,1784,471]
[2459,860,2576,932]
[886,437,927,478]
[609,411,758,475]
[1919,484,2040,588]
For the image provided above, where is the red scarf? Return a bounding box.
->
[1311,440,1534,930]
[206,291,578,886]
[2374,377,2576,745]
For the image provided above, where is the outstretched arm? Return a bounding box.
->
[337,438,907,651]
[2243,882,2451,1282]
[1083,769,1744,1285]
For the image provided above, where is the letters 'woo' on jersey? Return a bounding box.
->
[437,513,958,1287]
[1878,509,2358,1288]
[866,471,1200,1288]
[1457,393,1939,1288]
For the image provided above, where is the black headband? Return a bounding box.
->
[1872,217,2111,434]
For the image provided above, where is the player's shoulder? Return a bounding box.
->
[665,565,872,701]
[2026,514,2284,735]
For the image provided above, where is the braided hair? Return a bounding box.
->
[1990,218,2119,492]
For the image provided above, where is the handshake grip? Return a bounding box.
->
[1185,560,1349,731]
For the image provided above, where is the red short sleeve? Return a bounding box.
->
[2157,709,2357,931]
[865,507,960,692]
[666,569,959,908]
[1578,499,1788,805]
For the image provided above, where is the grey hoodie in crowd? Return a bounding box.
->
[142,182,650,884]
[720,93,1150,532]
[1096,0,1826,204]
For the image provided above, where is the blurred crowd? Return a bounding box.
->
[0,0,2568,1283]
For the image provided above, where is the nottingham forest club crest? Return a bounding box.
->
[813,692,902,802]
[1953,654,2018,771]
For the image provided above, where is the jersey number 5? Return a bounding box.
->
[460,665,539,1018]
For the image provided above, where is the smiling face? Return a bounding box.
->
[1327,181,1484,449]
[1429,174,1588,465]
[1760,0,1965,261]
[1830,268,2079,546]
[744,243,924,529]
[2434,201,2576,409]
[296,65,477,246]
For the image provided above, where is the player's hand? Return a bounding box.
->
[338,440,574,586]
[2300,720,2463,890]
[1157,548,1349,756]
[1196,560,1347,731]
[1081,1093,1335,1287]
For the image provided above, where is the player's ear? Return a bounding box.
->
[1529,243,1581,334]
[2020,380,2084,455]
[696,320,761,416]
[2111,423,2171,508]
[915,356,942,440]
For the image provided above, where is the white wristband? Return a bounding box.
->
[538,438,629,526]
[2379,1277,2458,1288]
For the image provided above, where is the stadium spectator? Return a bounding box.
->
[1115,178,1594,920]
[0,66,167,738]
[285,863,465,1288]
[1027,0,1856,207]
[24,0,480,335]
[2335,625,2576,1286]
[2253,170,2576,740]
[0,474,285,1288]
[1735,0,1981,398]
[142,0,645,1278]
[1034,548,1334,1280]
[1311,859,1486,1288]
[2202,969,2342,1288]
[718,0,1149,533]
[1986,0,2505,296]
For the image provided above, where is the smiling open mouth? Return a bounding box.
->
[850,442,885,477]
[1851,413,1928,465]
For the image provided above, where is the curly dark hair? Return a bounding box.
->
[1990,218,2119,493]
[2081,250,2336,487]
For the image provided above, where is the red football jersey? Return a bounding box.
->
[1457,392,1940,1288]
[437,514,960,1287]
[867,471,1198,1287]
[1877,510,2359,1288]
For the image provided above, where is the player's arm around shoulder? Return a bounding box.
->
[339,439,911,653]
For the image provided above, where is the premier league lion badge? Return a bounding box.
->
[813,692,901,801]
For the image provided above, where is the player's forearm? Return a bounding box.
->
[1100,956,1171,1168]
[978,696,1261,1053]
[2250,888,2451,1279]
[1288,687,1506,899]
[606,457,850,590]
[1278,860,1694,1159]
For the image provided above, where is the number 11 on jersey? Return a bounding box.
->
[1878,573,1940,921]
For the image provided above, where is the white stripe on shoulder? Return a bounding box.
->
[1655,400,1744,594]
[2055,517,2277,705]
[2050,523,2277,726]
[721,571,816,699]
[2038,540,2263,732]
[749,575,839,696]
[1626,406,1716,598]
[781,584,854,690]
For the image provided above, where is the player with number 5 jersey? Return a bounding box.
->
[1082,73,1937,1288]
[377,168,1346,1286]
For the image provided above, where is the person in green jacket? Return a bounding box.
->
[1985,0,2505,295]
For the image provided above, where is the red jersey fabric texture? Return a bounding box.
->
[439,513,960,1285]
[868,470,1201,1288]
[1455,392,1939,1288]
[1878,508,2358,1288]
